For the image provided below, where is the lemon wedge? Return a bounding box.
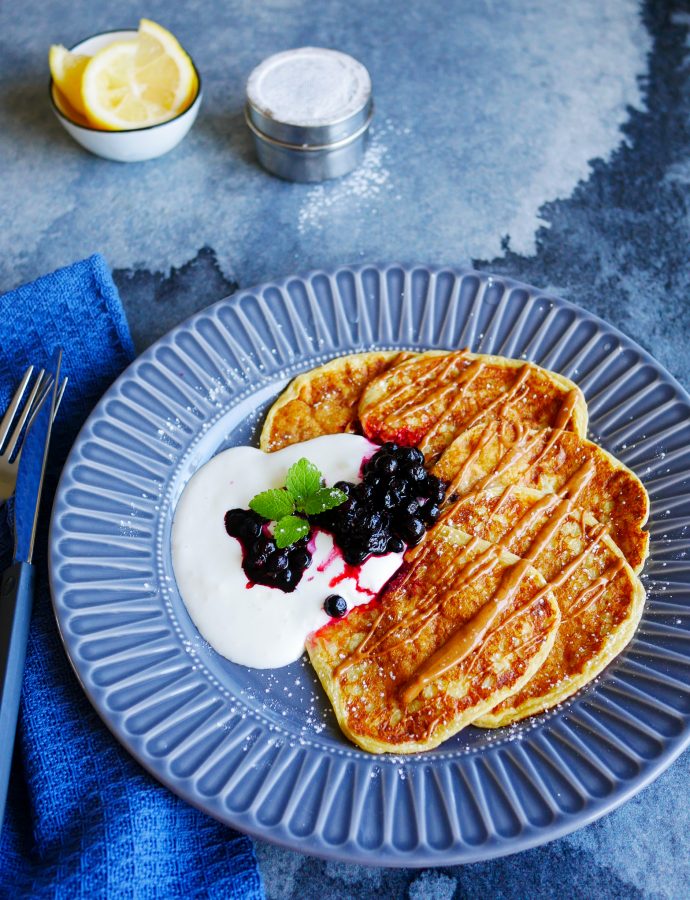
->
[49,44,90,118]
[81,19,197,131]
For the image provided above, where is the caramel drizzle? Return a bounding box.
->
[462,524,613,684]
[530,523,608,607]
[499,492,561,550]
[505,458,596,560]
[373,356,578,487]
[348,454,597,700]
[363,545,623,743]
[464,622,544,683]
[565,558,625,622]
[481,408,583,511]
[370,551,499,653]
[447,364,533,440]
[331,457,619,725]
[399,358,482,424]
[442,410,578,511]
[441,393,557,505]
[382,435,603,703]
[396,547,502,647]
[422,458,553,570]
[401,510,606,703]
[400,557,534,704]
[499,416,527,447]
[334,537,497,678]
[417,360,486,451]
[470,426,548,494]
[444,420,500,498]
[374,358,580,447]
[441,457,594,572]
[378,353,468,424]
[522,422,580,485]
[434,426,554,552]
[481,482,518,532]
[554,388,581,431]
[377,359,543,461]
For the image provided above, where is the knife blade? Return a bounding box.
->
[0,347,62,827]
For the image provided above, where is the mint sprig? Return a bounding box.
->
[302,487,348,516]
[286,458,322,507]
[249,488,295,521]
[249,457,347,549]
[273,515,310,549]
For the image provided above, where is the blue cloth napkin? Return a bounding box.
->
[0,256,264,899]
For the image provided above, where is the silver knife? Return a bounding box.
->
[0,347,62,827]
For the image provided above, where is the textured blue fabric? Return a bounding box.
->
[0,256,264,899]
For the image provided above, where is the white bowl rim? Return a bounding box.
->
[49,27,203,134]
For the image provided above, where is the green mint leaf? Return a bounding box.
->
[273,515,310,548]
[249,488,294,521]
[303,487,348,516]
[285,458,322,507]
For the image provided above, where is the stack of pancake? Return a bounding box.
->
[260,350,649,753]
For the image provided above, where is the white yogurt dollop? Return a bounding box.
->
[171,435,403,669]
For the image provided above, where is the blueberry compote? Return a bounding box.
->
[312,443,447,565]
[224,443,447,594]
[224,508,311,593]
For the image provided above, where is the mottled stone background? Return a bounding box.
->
[1,0,689,896]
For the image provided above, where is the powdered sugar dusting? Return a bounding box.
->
[247,47,370,127]
[297,120,398,233]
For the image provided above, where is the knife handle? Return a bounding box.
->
[0,560,34,828]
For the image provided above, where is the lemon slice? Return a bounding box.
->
[81,19,197,130]
[49,44,90,117]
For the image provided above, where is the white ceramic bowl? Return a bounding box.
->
[49,29,202,163]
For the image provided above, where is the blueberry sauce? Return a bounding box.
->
[224,508,312,593]
[311,443,447,566]
[224,443,447,598]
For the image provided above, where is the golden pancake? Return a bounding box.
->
[436,485,645,726]
[358,351,588,463]
[306,526,560,754]
[258,346,648,749]
[433,421,649,572]
[260,351,410,452]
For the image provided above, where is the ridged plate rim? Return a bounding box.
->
[49,264,690,866]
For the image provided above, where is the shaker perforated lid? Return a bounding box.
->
[246,47,373,148]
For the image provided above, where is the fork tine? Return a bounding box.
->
[21,374,56,441]
[0,366,34,451]
[54,377,68,417]
[3,374,67,475]
[26,373,53,426]
[3,370,49,460]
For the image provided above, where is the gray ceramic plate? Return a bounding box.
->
[49,265,690,866]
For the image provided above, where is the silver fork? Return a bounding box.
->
[0,367,66,502]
